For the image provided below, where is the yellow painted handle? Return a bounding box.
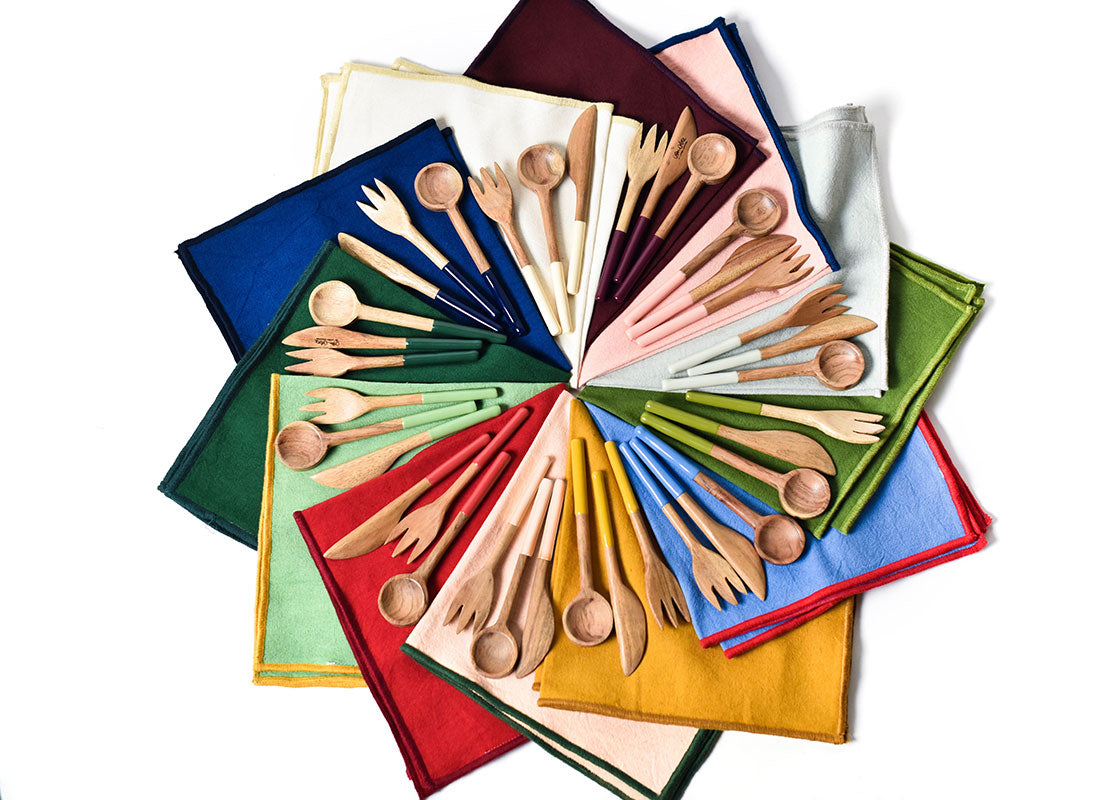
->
[570,438,588,516]
[591,471,614,549]
[605,442,639,514]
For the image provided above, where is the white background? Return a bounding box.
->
[2,1,1118,798]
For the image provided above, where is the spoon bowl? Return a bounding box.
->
[777,469,832,520]
[274,420,329,470]
[753,515,807,565]
[687,133,737,184]
[517,145,566,191]
[378,573,431,627]
[736,188,781,236]
[561,591,613,646]
[814,340,866,390]
[308,280,360,327]
[414,163,464,212]
[470,626,519,678]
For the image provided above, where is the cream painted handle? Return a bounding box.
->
[521,263,561,335]
[550,261,573,332]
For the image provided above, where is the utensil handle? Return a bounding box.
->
[633,304,706,348]
[604,442,639,514]
[638,412,716,457]
[615,178,643,234]
[401,350,479,367]
[550,261,572,332]
[459,450,513,519]
[596,229,629,300]
[566,220,588,295]
[693,472,761,529]
[734,361,812,384]
[629,438,688,499]
[520,478,555,557]
[482,269,527,336]
[519,262,561,336]
[399,400,478,430]
[684,392,763,417]
[590,471,615,549]
[666,335,743,375]
[426,405,501,443]
[653,176,702,240]
[447,207,494,275]
[677,222,739,278]
[613,214,653,285]
[404,222,450,269]
[506,456,554,528]
[429,291,503,333]
[626,293,691,339]
[537,191,563,264]
[540,478,567,561]
[569,438,588,515]
[621,271,687,327]
[425,433,490,484]
[618,442,670,508]
[686,349,761,375]
[419,388,499,405]
[612,233,664,302]
[474,406,530,468]
[441,261,502,321]
[404,337,483,352]
[634,427,703,481]
[643,400,720,436]
[429,319,507,343]
[709,443,781,486]
[357,305,435,331]
[661,372,739,391]
[339,233,441,299]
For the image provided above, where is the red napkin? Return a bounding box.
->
[294,384,566,797]
[467,0,767,345]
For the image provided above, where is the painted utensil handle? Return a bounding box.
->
[633,305,706,348]
[621,271,686,327]
[401,350,479,367]
[472,405,530,468]
[617,441,670,508]
[613,214,653,285]
[430,290,503,333]
[612,233,662,302]
[643,401,720,436]
[634,427,702,481]
[604,442,639,514]
[519,262,561,336]
[667,335,743,375]
[590,471,616,548]
[684,392,764,417]
[570,438,588,516]
[425,405,502,444]
[399,401,479,430]
[686,348,762,375]
[441,262,501,321]
[405,337,484,352]
[629,438,688,499]
[419,387,499,405]
[626,294,691,340]
[458,450,513,519]
[550,261,572,332]
[661,372,739,391]
[482,269,527,336]
[597,228,629,299]
[429,318,506,343]
[638,412,715,457]
[567,220,588,295]
[425,433,490,484]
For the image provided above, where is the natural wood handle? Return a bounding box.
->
[351,355,407,370]
[653,175,702,239]
[735,361,815,384]
[338,233,440,299]
[574,513,594,590]
[662,502,701,550]
[404,223,449,268]
[614,179,645,234]
[535,190,562,263]
[678,222,742,278]
[498,220,532,267]
[321,418,404,445]
[694,472,761,528]
[447,206,494,275]
[416,511,466,582]
[495,554,530,624]
[710,443,782,488]
[735,316,786,347]
[357,304,436,332]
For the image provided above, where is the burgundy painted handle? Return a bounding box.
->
[596,228,629,300]
[613,214,654,285]
[613,233,665,303]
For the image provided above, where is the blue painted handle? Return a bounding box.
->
[618,441,670,508]
[635,426,702,481]
[630,438,688,499]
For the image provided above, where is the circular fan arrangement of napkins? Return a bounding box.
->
[160,2,990,798]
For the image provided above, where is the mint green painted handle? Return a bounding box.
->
[418,387,499,405]
[639,411,717,456]
[644,400,721,436]
[427,404,501,439]
[400,401,478,430]
[685,391,763,417]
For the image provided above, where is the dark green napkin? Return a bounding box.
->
[580,243,984,537]
[161,240,571,547]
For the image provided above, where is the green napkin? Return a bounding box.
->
[255,374,554,684]
[580,244,984,537]
[160,240,571,548]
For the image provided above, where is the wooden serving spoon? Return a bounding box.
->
[310,405,501,490]
[668,340,866,393]
[414,163,526,335]
[668,284,847,374]
[442,455,553,633]
[596,125,667,298]
[643,400,834,475]
[515,477,567,678]
[623,189,782,325]
[639,413,831,520]
[591,470,647,675]
[470,477,553,678]
[604,442,689,630]
[300,386,498,426]
[619,441,743,609]
[613,107,696,287]
[565,105,597,295]
[307,280,506,344]
[275,401,477,471]
[517,144,572,332]
[283,326,481,352]
[694,473,805,565]
[378,451,512,627]
[561,438,613,646]
[468,164,561,336]
[323,434,490,559]
[629,439,766,600]
[284,348,479,378]
[613,133,737,303]
[685,391,885,445]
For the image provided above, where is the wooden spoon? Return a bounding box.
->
[685,391,885,445]
[310,405,501,490]
[468,164,561,336]
[323,434,490,559]
[300,386,498,426]
[307,280,506,343]
[643,400,834,475]
[517,144,572,332]
[668,284,848,374]
[564,106,597,295]
[591,471,647,675]
[669,340,867,393]
[515,477,567,679]
[284,348,479,378]
[275,401,477,471]
[283,326,481,352]
[378,451,512,627]
[470,477,553,678]
[561,438,613,646]
[442,456,552,633]
[639,413,831,519]
[619,442,743,609]
[623,189,782,324]
[414,163,525,336]
[694,473,805,565]
[613,133,737,303]
[596,125,667,298]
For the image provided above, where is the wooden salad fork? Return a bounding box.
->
[283,348,479,378]
[300,386,498,426]
[685,391,885,444]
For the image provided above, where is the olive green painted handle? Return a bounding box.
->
[644,401,721,436]
[638,412,716,456]
[685,391,763,417]
[426,404,501,439]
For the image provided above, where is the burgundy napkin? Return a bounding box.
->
[467,0,767,346]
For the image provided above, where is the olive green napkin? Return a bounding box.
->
[580,244,984,537]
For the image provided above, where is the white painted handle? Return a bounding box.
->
[521,263,561,336]
[667,335,742,375]
[661,372,740,391]
[566,220,588,295]
[550,261,573,332]
[687,348,762,376]
[623,271,686,326]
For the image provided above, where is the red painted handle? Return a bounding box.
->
[472,406,530,468]
[425,432,489,484]
[459,451,513,519]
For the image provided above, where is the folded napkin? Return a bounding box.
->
[533,397,854,740]
[254,375,554,685]
[292,385,566,796]
[312,60,635,376]
[160,240,568,547]
[403,391,714,800]
[580,243,985,537]
[467,0,771,345]
[178,118,566,368]
[582,21,888,395]
[584,403,989,655]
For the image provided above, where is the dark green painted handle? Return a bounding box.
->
[404,337,483,352]
[400,350,479,366]
[430,319,507,344]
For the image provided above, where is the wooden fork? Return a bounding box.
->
[685,392,886,444]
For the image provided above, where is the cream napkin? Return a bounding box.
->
[313,62,635,377]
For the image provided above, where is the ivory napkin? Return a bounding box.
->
[403,391,716,800]
[582,21,888,395]
[314,60,636,375]
[254,375,554,685]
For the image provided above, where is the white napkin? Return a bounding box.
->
[313,62,635,378]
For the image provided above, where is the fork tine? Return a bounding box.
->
[655,131,670,157]
[283,363,319,375]
[405,538,428,564]
[285,349,320,361]
[443,603,463,628]
[466,175,482,199]
[854,422,886,435]
[303,388,333,399]
[361,184,383,204]
[853,411,885,422]
[357,200,379,220]
[826,305,851,317]
[493,163,512,192]
[697,581,721,609]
